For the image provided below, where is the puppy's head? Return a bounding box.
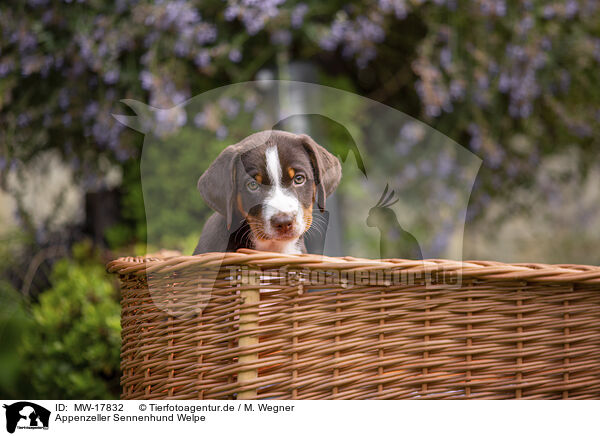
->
[198,130,341,245]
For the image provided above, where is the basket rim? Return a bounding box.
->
[106,249,600,285]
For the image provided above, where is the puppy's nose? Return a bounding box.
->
[271,213,295,232]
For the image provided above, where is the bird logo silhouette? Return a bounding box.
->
[366,184,423,260]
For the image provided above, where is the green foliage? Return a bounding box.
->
[19,243,121,399]
[0,281,35,398]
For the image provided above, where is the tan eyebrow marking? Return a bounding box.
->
[287,167,295,179]
[255,173,263,184]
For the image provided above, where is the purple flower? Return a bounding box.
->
[176,109,187,126]
[319,13,385,67]
[216,125,228,140]
[194,50,211,68]
[419,159,433,175]
[161,1,200,30]
[440,47,452,69]
[427,218,454,256]
[140,70,154,90]
[477,74,489,90]
[378,0,408,19]
[174,40,190,56]
[219,97,240,118]
[17,113,30,127]
[593,38,600,63]
[468,123,482,152]
[194,111,207,127]
[21,56,42,76]
[229,49,242,63]
[570,123,592,138]
[62,113,72,127]
[541,37,552,51]
[436,153,454,178]
[252,110,268,130]
[498,73,510,93]
[487,147,505,169]
[559,70,571,92]
[506,162,518,177]
[565,0,579,18]
[495,0,506,16]
[449,79,465,99]
[518,15,533,34]
[225,0,286,35]
[196,23,217,44]
[172,91,188,106]
[18,32,37,54]
[58,88,70,110]
[291,3,308,28]
[103,69,120,84]
[506,44,525,61]
[542,5,555,18]
[0,59,14,77]
[399,122,425,144]
[224,6,238,21]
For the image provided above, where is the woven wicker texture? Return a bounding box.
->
[107,250,600,399]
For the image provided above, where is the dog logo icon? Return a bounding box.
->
[3,402,50,434]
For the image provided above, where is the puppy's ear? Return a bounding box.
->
[300,134,342,212]
[198,146,238,230]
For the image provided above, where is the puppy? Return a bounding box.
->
[193,130,341,254]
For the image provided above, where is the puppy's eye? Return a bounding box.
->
[293,174,306,185]
[246,180,259,191]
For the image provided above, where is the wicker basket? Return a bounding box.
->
[107,250,600,399]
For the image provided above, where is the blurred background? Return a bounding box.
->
[1,0,599,399]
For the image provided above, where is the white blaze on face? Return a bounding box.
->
[258,146,304,252]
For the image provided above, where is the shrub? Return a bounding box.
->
[19,243,121,399]
[0,280,35,398]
